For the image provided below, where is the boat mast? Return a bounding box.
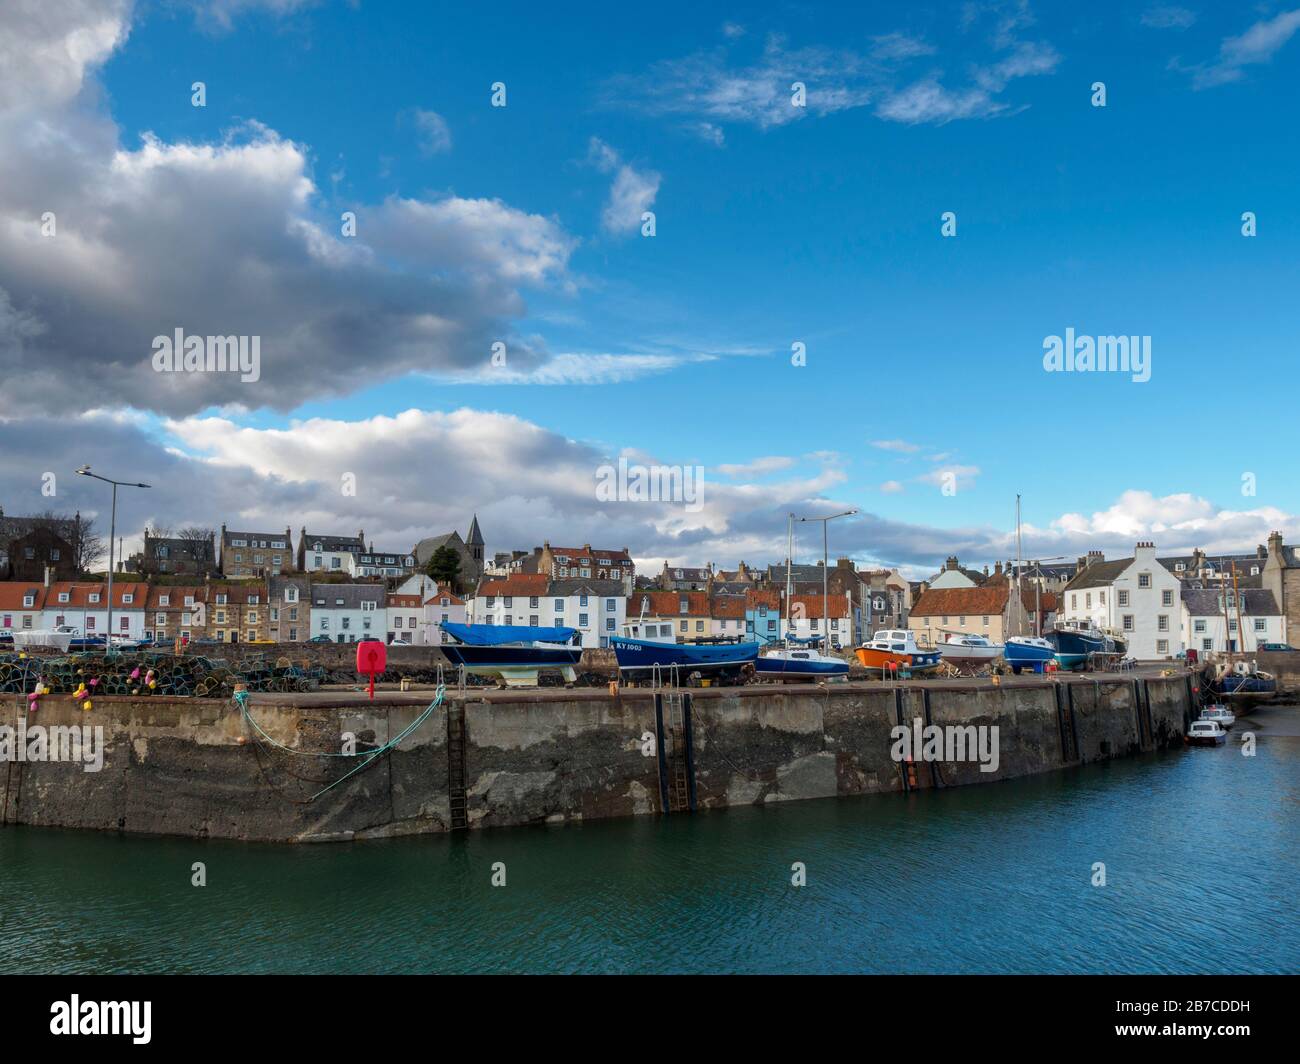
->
[1014,494,1024,638]
[1231,561,1248,653]
[785,513,794,648]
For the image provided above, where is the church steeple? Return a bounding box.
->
[466,514,484,573]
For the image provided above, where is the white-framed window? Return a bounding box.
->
[1193,620,1206,633]
[1157,639,1168,654]
[1157,615,1169,632]
[1254,618,1266,632]
[1123,615,1134,631]
[1161,589,1173,607]
[58,592,69,603]
[1117,590,1129,606]
[1202,638,1213,651]
[1138,573,1151,588]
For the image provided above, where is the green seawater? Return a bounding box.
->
[1,726,1296,973]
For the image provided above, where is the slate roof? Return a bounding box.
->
[1181,588,1280,616]
[546,578,627,597]
[302,532,365,553]
[1061,559,1132,591]
[312,585,385,608]
[475,574,549,597]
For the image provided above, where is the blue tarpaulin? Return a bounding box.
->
[441,623,578,646]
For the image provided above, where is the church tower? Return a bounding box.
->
[466,514,484,576]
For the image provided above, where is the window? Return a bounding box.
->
[1138,573,1151,588]
[1255,618,1266,632]
[361,601,376,612]
[342,617,351,630]
[156,612,166,624]
[247,611,257,624]
[530,596,539,608]
[680,620,687,632]
[1161,589,1173,607]
[321,618,330,630]
[22,594,34,608]
[1117,590,1129,606]
[1175,562,1186,572]
[58,592,69,603]
[982,615,989,626]
[1158,615,1169,632]
[505,615,512,626]
[1202,638,1213,651]
[605,617,615,631]
[216,593,227,605]
[577,614,588,627]
[504,597,512,607]
[487,596,496,607]
[605,598,615,611]
[1156,640,1168,654]
[184,595,194,607]
[247,630,256,641]
[580,595,588,607]
[270,608,279,622]
[1085,593,1091,608]
[331,557,341,569]
[679,598,689,614]
[695,621,704,632]
[394,617,403,628]
[288,628,297,641]
[22,616,31,628]
[215,610,226,623]
[1122,615,1134,631]
[1228,619,1237,632]
[1071,594,1077,610]
[529,615,539,626]
[1193,620,1206,633]
[90,593,100,604]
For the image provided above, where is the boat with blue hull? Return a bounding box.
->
[755,646,849,680]
[440,623,582,687]
[1205,661,1277,703]
[611,616,758,679]
[1046,621,1123,670]
[1004,637,1056,673]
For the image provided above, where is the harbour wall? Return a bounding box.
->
[0,675,1192,842]
[1256,650,1300,695]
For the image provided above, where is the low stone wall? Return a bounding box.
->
[1256,650,1300,695]
[1,675,1191,842]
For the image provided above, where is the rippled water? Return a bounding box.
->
[2,727,1296,973]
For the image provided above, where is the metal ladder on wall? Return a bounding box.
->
[446,699,468,831]
[650,664,693,815]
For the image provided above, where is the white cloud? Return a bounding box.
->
[871,33,936,60]
[879,480,905,494]
[1187,9,1300,88]
[410,108,452,155]
[917,465,981,490]
[0,3,585,416]
[871,439,923,453]
[716,456,797,477]
[1140,5,1196,30]
[587,137,661,235]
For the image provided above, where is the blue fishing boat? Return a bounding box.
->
[1206,661,1277,703]
[1003,636,1056,673]
[440,623,582,687]
[611,616,758,680]
[1046,621,1119,670]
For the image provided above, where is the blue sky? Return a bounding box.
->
[2,1,1298,571]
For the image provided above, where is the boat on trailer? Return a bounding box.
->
[439,622,582,688]
[936,633,1004,667]
[1003,636,1055,673]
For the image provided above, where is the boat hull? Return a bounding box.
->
[440,644,581,687]
[1004,639,1056,673]
[755,654,849,679]
[854,646,941,674]
[610,637,759,678]
[1210,675,1276,702]
[937,644,1003,665]
[1187,732,1227,746]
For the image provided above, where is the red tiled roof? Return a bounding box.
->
[425,590,465,606]
[0,584,46,610]
[45,582,148,608]
[910,586,1009,617]
[387,594,422,607]
[477,574,549,596]
[628,590,708,616]
[710,596,746,619]
[146,585,206,608]
[745,588,781,609]
[788,593,851,619]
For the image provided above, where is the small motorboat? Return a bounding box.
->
[610,617,759,681]
[936,633,1004,666]
[1003,636,1055,673]
[756,643,849,680]
[1198,704,1236,730]
[439,622,582,687]
[855,630,941,675]
[1186,719,1227,746]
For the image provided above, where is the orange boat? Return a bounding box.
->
[854,630,942,674]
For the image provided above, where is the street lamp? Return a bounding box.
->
[796,509,858,650]
[75,466,150,651]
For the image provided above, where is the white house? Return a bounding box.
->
[1181,588,1284,655]
[298,529,366,574]
[310,584,384,643]
[1,583,48,635]
[351,550,417,579]
[928,557,985,589]
[423,587,467,645]
[546,578,626,648]
[386,592,424,644]
[41,581,148,641]
[1059,542,1184,659]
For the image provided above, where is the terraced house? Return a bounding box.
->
[626,590,711,643]
[298,528,366,574]
[310,584,385,643]
[219,525,294,578]
[269,575,310,643]
[208,583,271,643]
[144,585,208,644]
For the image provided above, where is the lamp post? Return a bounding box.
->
[797,509,858,651]
[75,466,150,651]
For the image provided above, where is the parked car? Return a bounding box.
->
[1258,642,1295,652]
[308,635,333,643]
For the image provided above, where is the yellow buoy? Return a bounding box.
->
[82,700,92,711]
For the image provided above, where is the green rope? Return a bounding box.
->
[234,685,446,802]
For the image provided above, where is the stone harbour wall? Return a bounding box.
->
[0,675,1192,842]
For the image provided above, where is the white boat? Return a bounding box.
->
[1198,704,1236,730]
[1186,720,1227,746]
[936,634,1004,665]
[11,624,81,652]
[756,644,849,680]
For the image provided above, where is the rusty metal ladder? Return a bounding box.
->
[446,699,467,831]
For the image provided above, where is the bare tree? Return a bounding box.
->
[28,509,103,574]
[176,526,215,563]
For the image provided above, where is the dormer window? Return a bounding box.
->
[159,595,170,607]
[89,593,100,604]
[314,542,323,552]
[122,593,133,604]
[23,594,34,608]
[58,592,69,603]
[216,593,227,605]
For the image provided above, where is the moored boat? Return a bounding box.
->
[1198,704,1236,730]
[855,630,941,675]
[1186,719,1227,746]
[440,622,582,687]
[1206,661,1277,703]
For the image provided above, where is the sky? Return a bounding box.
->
[1,0,1297,577]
